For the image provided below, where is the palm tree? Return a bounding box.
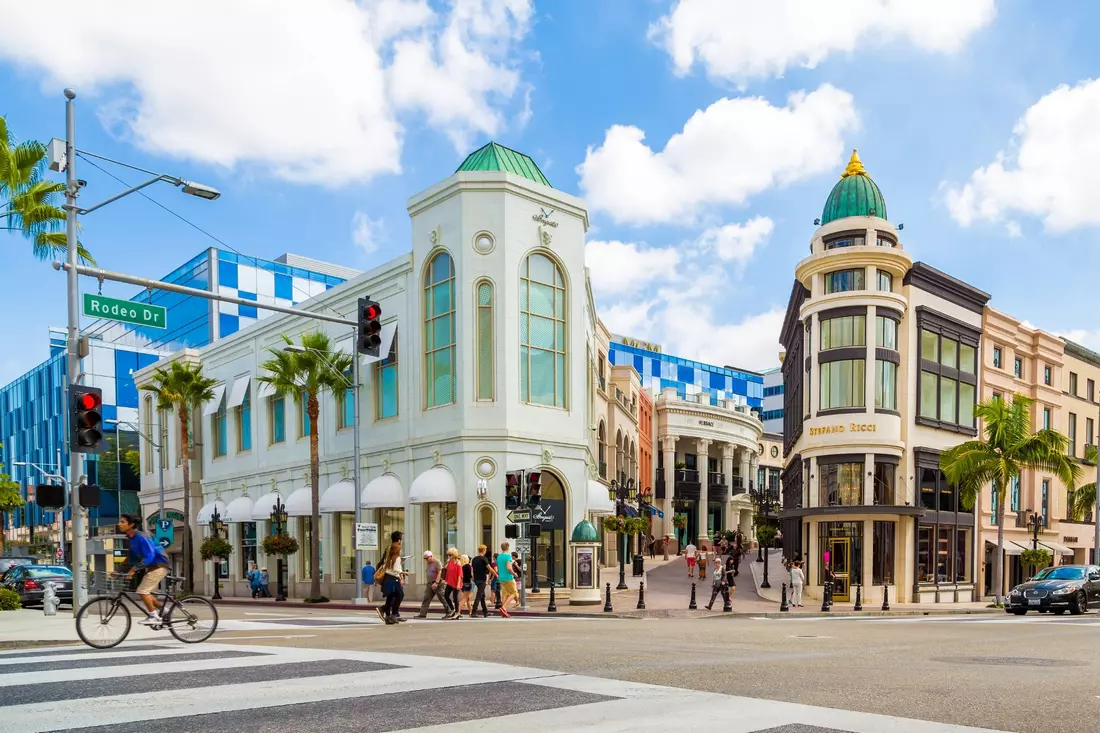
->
[258,332,352,601]
[940,394,1079,606]
[0,442,24,552]
[140,361,218,593]
[1070,444,1098,523]
[1,115,94,263]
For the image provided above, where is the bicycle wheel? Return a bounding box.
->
[76,597,132,649]
[167,596,218,643]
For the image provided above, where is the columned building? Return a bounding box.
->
[780,151,990,605]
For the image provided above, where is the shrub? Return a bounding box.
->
[262,533,299,556]
[0,588,20,611]
[602,515,627,534]
[672,513,688,529]
[303,595,329,604]
[1021,548,1051,574]
[199,536,233,561]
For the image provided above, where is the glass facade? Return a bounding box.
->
[607,342,763,409]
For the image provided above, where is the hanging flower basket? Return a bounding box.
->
[602,515,627,534]
[672,513,688,529]
[624,516,650,535]
[1021,548,1051,573]
[262,533,300,557]
[199,536,233,561]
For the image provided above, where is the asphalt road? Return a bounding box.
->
[206,606,1100,733]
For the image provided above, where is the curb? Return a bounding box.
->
[210,597,635,620]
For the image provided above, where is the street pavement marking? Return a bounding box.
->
[213,634,318,640]
[2,642,1015,733]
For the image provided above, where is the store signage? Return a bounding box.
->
[808,422,878,436]
[532,208,559,227]
[533,499,565,528]
[83,293,167,330]
[698,420,715,427]
[576,546,595,588]
[355,522,378,551]
[1063,536,1078,543]
[613,334,661,353]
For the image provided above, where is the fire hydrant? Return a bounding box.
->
[42,581,60,616]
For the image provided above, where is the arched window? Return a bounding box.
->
[520,252,567,407]
[476,280,494,401]
[630,441,637,483]
[616,430,624,485]
[424,252,456,408]
[597,421,607,478]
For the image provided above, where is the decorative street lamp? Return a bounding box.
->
[209,506,225,601]
[270,497,289,602]
[1026,510,1043,551]
[608,478,638,590]
[750,487,779,589]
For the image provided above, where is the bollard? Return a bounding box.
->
[603,582,613,613]
[780,582,789,612]
[547,582,557,613]
[722,585,732,613]
[688,582,697,610]
[42,582,60,617]
[637,581,646,610]
[820,581,831,613]
[881,584,890,611]
[854,583,863,611]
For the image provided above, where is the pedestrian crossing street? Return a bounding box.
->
[0,641,1014,732]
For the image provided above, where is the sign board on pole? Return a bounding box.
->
[506,509,531,523]
[355,522,378,551]
[82,293,168,330]
[515,538,532,553]
[154,519,174,550]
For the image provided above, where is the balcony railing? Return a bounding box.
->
[708,471,726,487]
[675,468,699,484]
[731,476,746,495]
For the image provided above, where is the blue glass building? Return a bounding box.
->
[1,248,356,539]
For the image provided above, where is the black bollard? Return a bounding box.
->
[276,558,286,602]
[604,582,613,613]
[780,582,789,612]
[547,582,557,613]
[820,581,831,612]
[881,584,890,611]
[689,582,698,610]
[722,585,732,613]
[637,581,646,610]
[854,583,863,611]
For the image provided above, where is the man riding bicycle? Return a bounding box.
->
[118,514,170,625]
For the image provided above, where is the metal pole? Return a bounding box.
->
[64,89,88,610]
[1094,401,1100,566]
[58,448,66,567]
[157,428,165,524]
[352,345,363,603]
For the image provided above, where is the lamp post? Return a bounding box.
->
[608,478,638,590]
[751,487,778,589]
[1026,510,1043,552]
[59,90,219,609]
[209,506,224,600]
[270,497,288,602]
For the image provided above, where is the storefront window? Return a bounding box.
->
[337,513,355,580]
[240,522,257,576]
[820,462,862,506]
[817,521,863,586]
[480,505,494,550]
[919,467,938,510]
[872,521,895,585]
[919,524,971,584]
[918,525,934,582]
[873,462,895,505]
[424,503,458,560]
[375,508,405,565]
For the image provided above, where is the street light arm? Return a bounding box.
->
[107,419,161,450]
[284,345,355,388]
[75,174,176,215]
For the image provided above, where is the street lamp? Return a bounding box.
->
[58,89,220,609]
[1025,509,1043,552]
[106,419,165,530]
[751,487,779,589]
[270,497,289,602]
[13,454,68,565]
[608,478,638,590]
[209,506,225,601]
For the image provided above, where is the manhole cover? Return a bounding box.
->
[933,656,1082,667]
[788,635,831,639]
[750,725,855,733]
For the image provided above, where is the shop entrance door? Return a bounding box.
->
[829,538,851,602]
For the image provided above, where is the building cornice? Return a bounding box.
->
[904,262,990,314]
[795,245,913,285]
[406,171,589,229]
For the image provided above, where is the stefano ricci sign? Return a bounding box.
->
[808,422,878,437]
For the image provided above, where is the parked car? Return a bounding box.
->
[1005,565,1100,615]
[0,557,35,576]
[1,564,73,607]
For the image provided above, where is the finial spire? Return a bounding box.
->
[841,149,866,179]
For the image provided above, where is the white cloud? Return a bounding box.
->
[0,0,532,185]
[1004,221,1022,238]
[576,85,858,225]
[1058,329,1100,352]
[697,216,774,263]
[946,79,1100,232]
[585,239,680,296]
[352,211,385,255]
[650,0,995,84]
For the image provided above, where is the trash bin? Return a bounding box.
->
[632,554,644,577]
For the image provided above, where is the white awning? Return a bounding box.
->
[285,487,313,517]
[196,500,226,526]
[587,480,615,515]
[319,481,355,513]
[202,384,226,416]
[222,495,254,523]
[226,375,251,408]
[1039,539,1076,556]
[257,380,275,399]
[361,474,404,508]
[251,491,282,520]
[360,322,398,366]
[999,541,1028,556]
[409,467,457,504]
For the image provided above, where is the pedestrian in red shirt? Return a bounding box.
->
[444,548,462,620]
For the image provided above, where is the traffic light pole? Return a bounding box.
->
[63,89,89,610]
[352,345,364,604]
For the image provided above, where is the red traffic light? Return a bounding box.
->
[79,392,101,410]
[365,303,381,319]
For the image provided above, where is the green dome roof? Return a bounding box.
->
[456,142,552,188]
[820,150,887,225]
[570,519,599,543]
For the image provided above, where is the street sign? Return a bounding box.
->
[355,522,378,551]
[507,509,531,523]
[158,537,170,550]
[154,518,174,549]
[82,293,168,330]
[515,538,532,553]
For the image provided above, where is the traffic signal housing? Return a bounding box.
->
[504,524,519,539]
[505,470,523,510]
[526,470,542,507]
[357,297,383,357]
[71,385,104,454]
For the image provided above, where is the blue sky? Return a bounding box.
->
[2,0,1099,385]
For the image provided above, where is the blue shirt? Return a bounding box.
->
[496,554,514,582]
[127,531,169,569]
[361,564,375,585]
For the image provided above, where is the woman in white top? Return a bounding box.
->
[790,561,806,608]
[378,533,408,624]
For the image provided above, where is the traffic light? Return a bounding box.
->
[70,385,104,454]
[36,484,64,510]
[505,470,522,510]
[356,297,383,356]
[504,524,519,539]
[526,470,542,507]
[527,523,541,538]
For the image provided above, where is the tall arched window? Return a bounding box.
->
[616,430,624,485]
[424,252,456,408]
[597,421,607,478]
[476,280,494,401]
[520,252,567,407]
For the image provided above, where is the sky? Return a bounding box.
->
[2,0,1100,386]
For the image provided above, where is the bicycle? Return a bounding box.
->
[75,572,218,649]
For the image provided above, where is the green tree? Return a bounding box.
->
[258,332,352,601]
[1070,444,1097,523]
[140,361,218,593]
[0,442,23,552]
[0,116,94,263]
[940,395,1079,606]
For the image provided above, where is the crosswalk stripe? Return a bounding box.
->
[0,649,262,674]
[0,644,166,661]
